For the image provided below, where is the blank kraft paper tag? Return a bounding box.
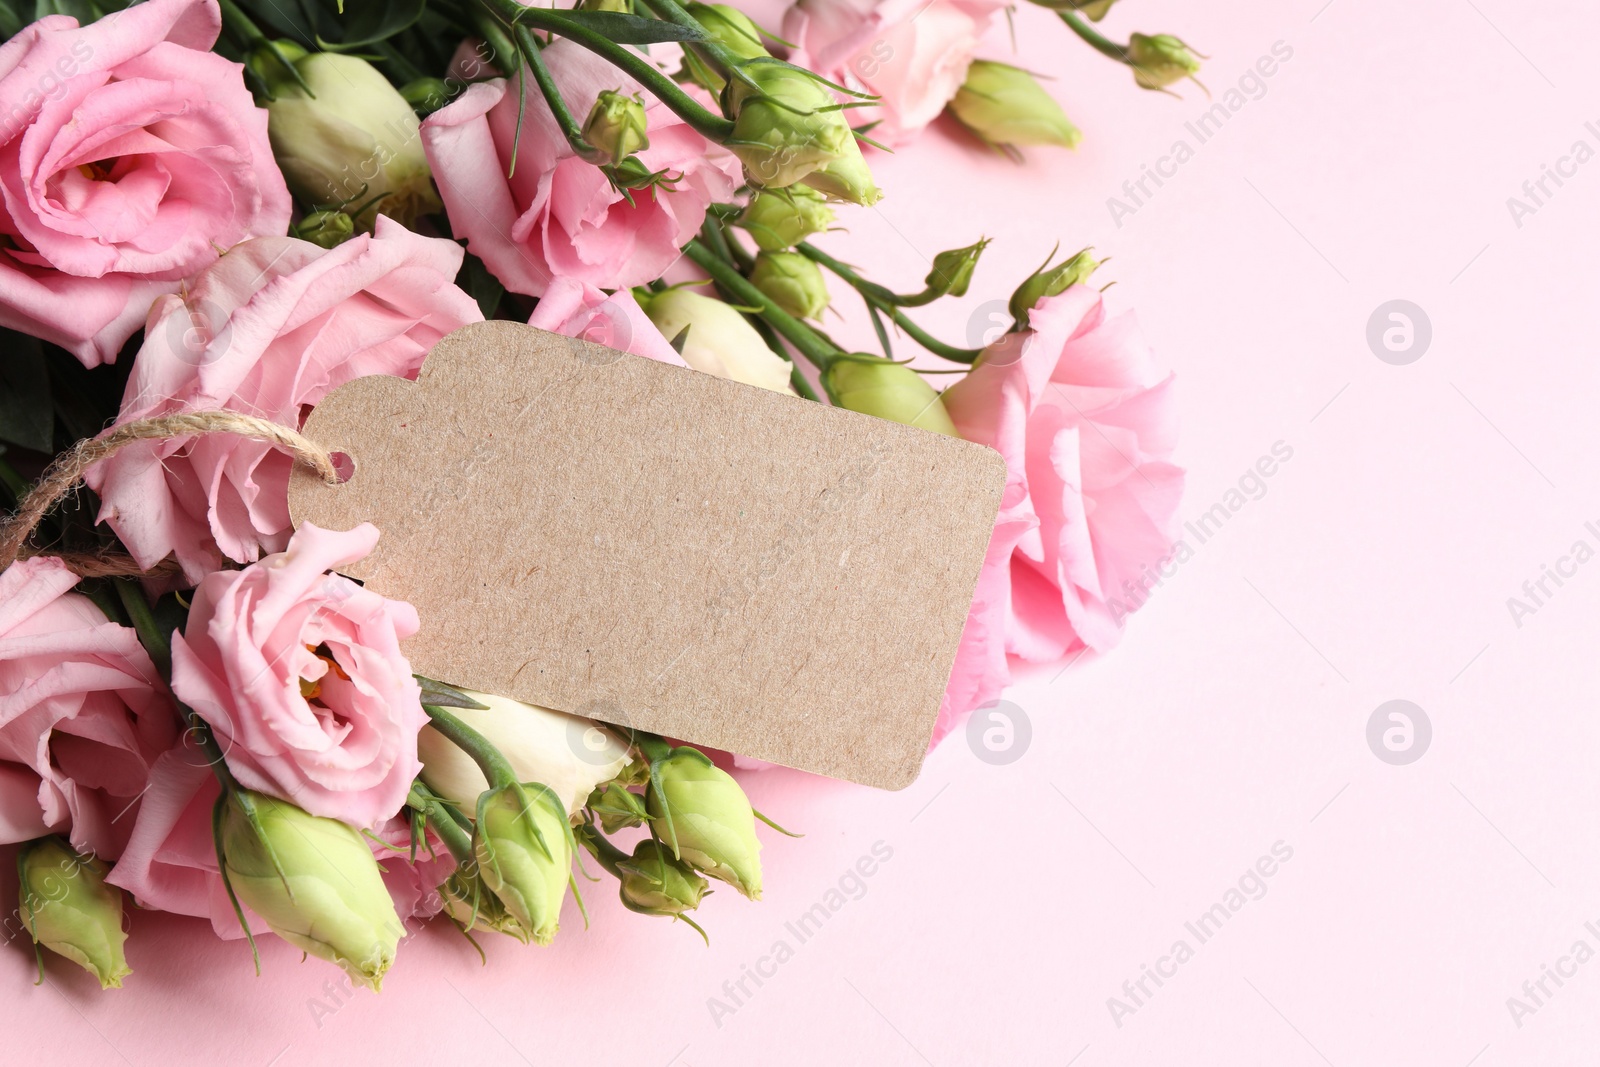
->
[289,321,1005,789]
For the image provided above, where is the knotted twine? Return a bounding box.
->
[0,411,341,578]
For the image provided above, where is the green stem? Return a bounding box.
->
[118,576,241,790]
[683,239,841,371]
[471,10,520,77]
[478,0,736,141]
[575,822,628,878]
[698,222,820,399]
[1059,10,1131,64]
[423,704,519,790]
[796,243,984,364]
[634,0,745,85]
[884,310,982,364]
[114,579,171,679]
[516,25,608,164]
[408,785,476,865]
[81,583,124,627]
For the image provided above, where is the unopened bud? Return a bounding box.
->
[617,839,711,918]
[474,784,573,946]
[1127,33,1203,92]
[261,49,442,226]
[220,792,403,990]
[637,287,797,394]
[291,209,355,249]
[646,748,764,899]
[686,2,769,60]
[749,251,829,319]
[725,60,879,204]
[17,837,130,989]
[583,90,650,166]
[738,185,834,251]
[1008,247,1100,326]
[949,61,1080,150]
[823,357,958,436]
[925,239,989,298]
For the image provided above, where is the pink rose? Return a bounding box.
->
[942,286,1184,660]
[169,522,426,829]
[784,0,1009,147]
[0,0,290,366]
[421,39,739,297]
[84,217,483,582]
[0,557,177,859]
[108,745,452,938]
[528,275,687,366]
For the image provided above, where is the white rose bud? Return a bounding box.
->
[260,46,442,227]
[637,288,797,394]
[417,690,630,816]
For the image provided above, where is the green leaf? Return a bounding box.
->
[0,330,53,452]
[552,10,708,45]
[458,250,504,320]
[31,0,133,22]
[0,0,26,39]
[329,0,426,47]
[416,675,490,710]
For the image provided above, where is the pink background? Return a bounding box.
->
[8,0,1600,1062]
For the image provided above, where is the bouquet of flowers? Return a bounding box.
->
[0,0,1190,990]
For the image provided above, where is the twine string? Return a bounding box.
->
[0,411,341,577]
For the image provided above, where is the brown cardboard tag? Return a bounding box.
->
[288,321,1005,789]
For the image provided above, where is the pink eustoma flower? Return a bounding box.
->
[168,522,426,830]
[0,0,290,365]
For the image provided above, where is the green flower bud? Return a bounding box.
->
[400,77,452,118]
[725,60,880,204]
[949,61,1081,151]
[748,251,829,319]
[589,781,649,834]
[925,238,989,298]
[646,749,763,899]
[738,186,834,251]
[822,357,958,436]
[16,837,130,989]
[583,90,650,166]
[798,150,882,207]
[261,49,442,227]
[1008,247,1100,326]
[1127,33,1203,92]
[291,209,356,249]
[220,792,403,990]
[474,784,573,946]
[637,287,796,394]
[617,839,710,918]
[685,3,769,60]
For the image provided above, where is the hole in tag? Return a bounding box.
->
[330,451,356,484]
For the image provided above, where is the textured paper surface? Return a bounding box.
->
[289,321,1005,789]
